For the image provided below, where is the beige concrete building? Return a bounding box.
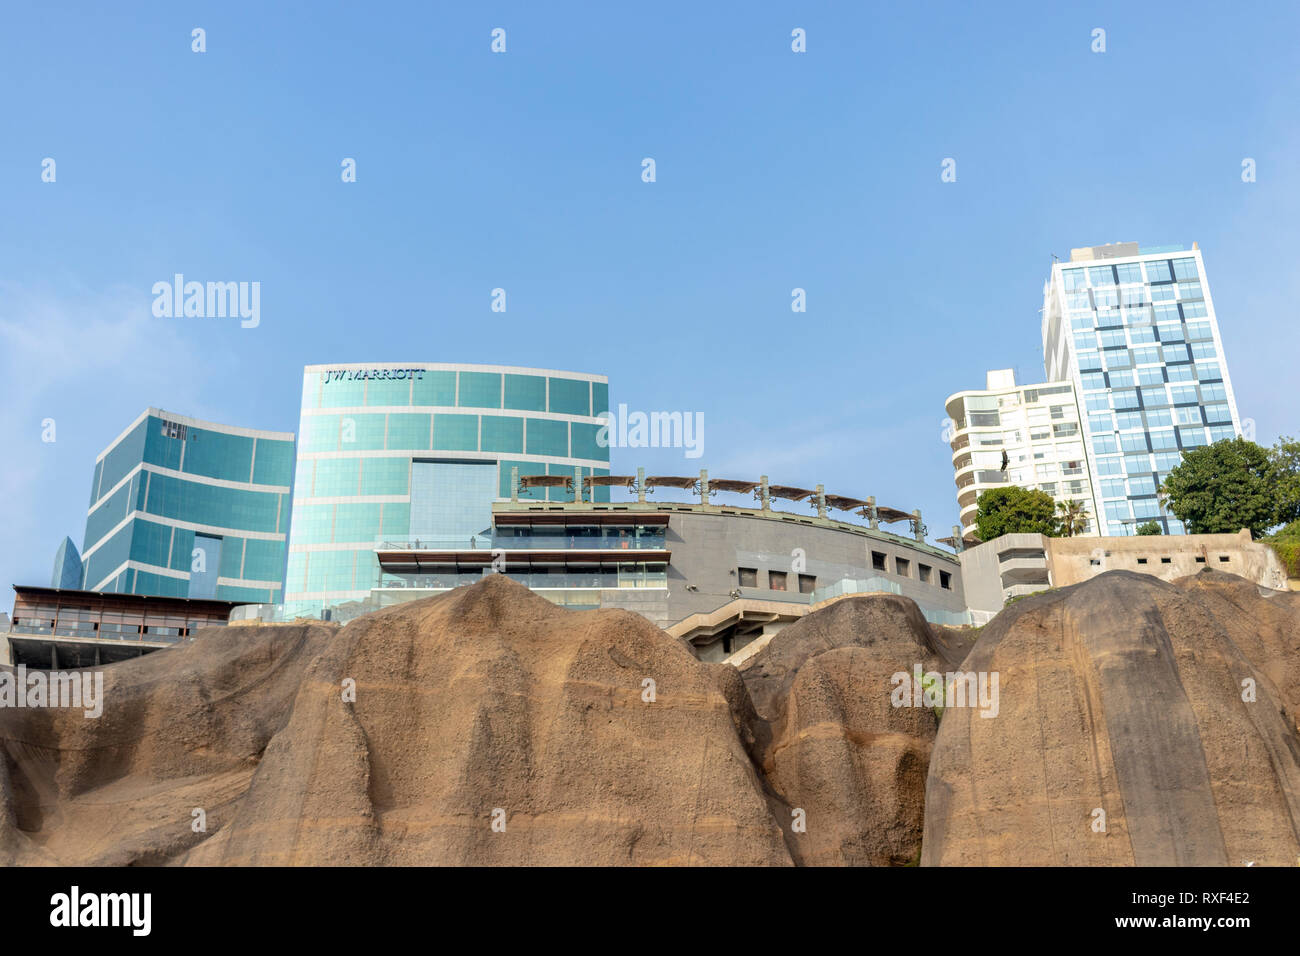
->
[960,529,1289,615]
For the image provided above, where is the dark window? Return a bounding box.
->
[1218,555,1229,563]
[798,574,816,594]
[1195,556,1206,563]
[768,570,787,591]
[918,563,932,584]
[939,570,952,590]
[871,551,886,571]
[1160,557,1172,564]
[895,557,910,577]
[1136,558,1147,565]
[737,567,757,588]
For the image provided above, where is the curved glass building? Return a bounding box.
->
[80,408,295,602]
[283,363,610,615]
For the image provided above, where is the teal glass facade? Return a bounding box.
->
[285,364,611,613]
[79,410,295,602]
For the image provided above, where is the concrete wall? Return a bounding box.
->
[659,507,965,624]
[959,533,1050,614]
[0,634,10,667]
[1047,529,1289,590]
[961,529,1290,615]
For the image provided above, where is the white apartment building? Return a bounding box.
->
[944,369,1098,539]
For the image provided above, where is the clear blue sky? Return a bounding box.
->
[2,1,1298,592]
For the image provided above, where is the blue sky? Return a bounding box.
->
[2,1,1299,592]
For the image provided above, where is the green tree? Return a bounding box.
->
[1135,520,1162,536]
[974,486,1060,541]
[1056,499,1091,537]
[1269,436,1300,525]
[1159,438,1278,536]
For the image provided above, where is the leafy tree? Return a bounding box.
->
[1269,436,1300,525]
[1135,520,1162,535]
[974,487,1060,541]
[1159,438,1277,536]
[1056,499,1091,537]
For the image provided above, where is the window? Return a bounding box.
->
[1141,386,1168,408]
[1088,265,1115,286]
[895,557,910,577]
[1145,259,1172,282]
[737,567,757,588]
[1100,328,1127,349]
[1137,557,1148,565]
[768,570,787,591]
[1218,555,1230,564]
[798,574,816,594]
[939,570,952,590]
[871,551,886,572]
[1172,258,1199,280]
[919,564,932,584]
[1201,382,1228,403]
[1161,557,1172,564]
[1195,556,1206,564]
[1115,262,1143,283]
[1062,268,1088,291]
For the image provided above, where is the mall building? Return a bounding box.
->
[243,468,970,661]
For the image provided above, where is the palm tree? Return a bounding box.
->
[1056,499,1090,537]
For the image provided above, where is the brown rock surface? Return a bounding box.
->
[1,575,789,865]
[922,569,1300,866]
[738,594,956,865]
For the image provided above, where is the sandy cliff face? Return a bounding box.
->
[738,595,957,865]
[1,576,789,866]
[2,569,1297,866]
[921,570,1300,866]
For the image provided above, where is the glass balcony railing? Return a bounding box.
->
[376,531,668,552]
[378,566,668,591]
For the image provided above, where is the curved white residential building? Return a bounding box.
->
[945,369,1098,539]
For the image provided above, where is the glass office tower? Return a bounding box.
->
[284,363,611,615]
[80,409,295,601]
[1042,243,1242,535]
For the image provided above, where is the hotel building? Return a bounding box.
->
[283,363,611,616]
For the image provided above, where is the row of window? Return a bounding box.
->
[299,412,610,460]
[1061,257,1199,291]
[737,567,816,593]
[92,416,294,508]
[304,370,608,418]
[868,552,953,589]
